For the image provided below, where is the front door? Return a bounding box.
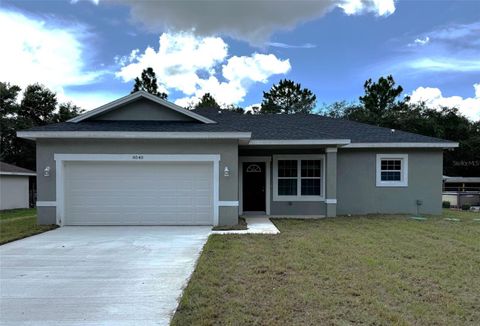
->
[243,162,266,212]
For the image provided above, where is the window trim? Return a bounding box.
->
[273,155,325,201]
[376,154,408,187]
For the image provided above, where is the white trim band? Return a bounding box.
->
[325,148,338,153]
[325,199,337,204]
[218,201,239,207]
[345,142,458,148]
[37,201,57,207]
[17,131,252,140]
[248,139,350,146]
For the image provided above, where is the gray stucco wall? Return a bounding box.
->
[93,98,195,121]
[36,139,238,225]
[0,175,30,210]
[337,148,443,215]
[239,147,327,216]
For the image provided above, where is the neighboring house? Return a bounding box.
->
[17,91,458,226]
[442,176,480,207]
[0,162,36,210]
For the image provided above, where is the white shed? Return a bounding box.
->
[0,162,36,210]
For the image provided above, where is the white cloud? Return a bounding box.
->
[400,22,480,73]
[0,9,115,110]
[409,36,430,46]
[410,84,480,121]
[71,0,99,5]
[266,42,316,49]
[407,58,480,72]
[116,32,291,106]
[102,0,394,45]
[339,0,395,16]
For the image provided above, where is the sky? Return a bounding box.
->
[0,0,479,120]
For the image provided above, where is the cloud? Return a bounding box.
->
[266,42,316,49]
[407,58,480,72]
[408,36,430,47]
[70,0,99,5]
[410,84,480,121]
[115,32,291,106]
[399,22,480,73]
[103,0,395,45]
[0,9,115,110]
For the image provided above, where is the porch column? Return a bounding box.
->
[325,147,337,217]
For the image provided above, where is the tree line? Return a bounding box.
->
[1,68,479,176]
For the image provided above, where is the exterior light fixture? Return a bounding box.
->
[44,166,50,177]
[224,166,230,177]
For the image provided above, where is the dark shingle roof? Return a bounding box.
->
[21,108,455,144]
[192,109,451,143]
[0,162,36,175]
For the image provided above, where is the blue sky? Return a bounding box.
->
[1,0,479,120]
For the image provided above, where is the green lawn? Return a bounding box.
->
[0,208,57,245]
[172,209,480,325]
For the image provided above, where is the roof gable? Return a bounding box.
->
[69,91,216,124]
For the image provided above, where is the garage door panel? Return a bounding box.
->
[64,161,213,225]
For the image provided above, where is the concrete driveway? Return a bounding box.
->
[0,226,211,326]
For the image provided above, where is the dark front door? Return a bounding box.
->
[243,162,266,212]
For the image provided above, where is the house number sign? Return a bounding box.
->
[132,155,144,160]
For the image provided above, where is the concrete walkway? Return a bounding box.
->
[0,226,210,326]
[211,217,280,235]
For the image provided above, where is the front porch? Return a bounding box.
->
[238,146,338,218]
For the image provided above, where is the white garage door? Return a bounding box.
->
[64,161,213,225]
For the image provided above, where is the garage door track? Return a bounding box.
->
[0,226,211,325]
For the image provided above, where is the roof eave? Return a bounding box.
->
[344,142,459,149]
[247,139,351,146]
[17,131,252,141]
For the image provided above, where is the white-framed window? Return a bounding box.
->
[376,154,408,187]
[273,155,325,201]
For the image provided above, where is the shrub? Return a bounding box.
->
[461,204,471,211]
[442,201,451,208]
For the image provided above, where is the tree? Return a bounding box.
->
[18,84,58,127]
[131,67,167,99]
[260,79,317,114]
[347,75,409,126]
[0,82,84,170]
[53,102,83,123]
[194,93,221,110]
[223,104,245,113]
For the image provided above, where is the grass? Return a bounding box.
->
[172,209,480,325]
[0,208,57,245]
[212,217,248,231]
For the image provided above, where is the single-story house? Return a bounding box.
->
[0,162,36,210]
[17,91,459,226]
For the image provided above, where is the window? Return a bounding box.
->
[376,154,408,187]
[273,155,324,201]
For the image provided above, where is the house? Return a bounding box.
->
[17,91,459,226]
[0,162,36,210]
[442,176,480,207]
